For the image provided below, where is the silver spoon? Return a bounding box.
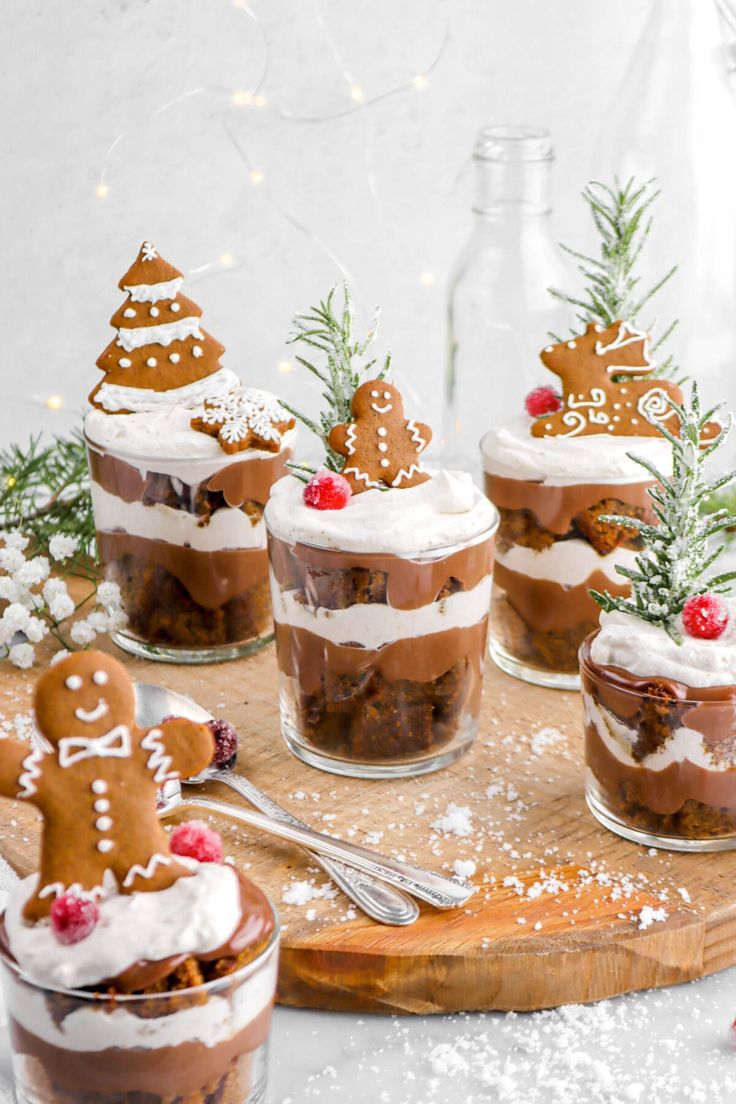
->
[135,682,420,924]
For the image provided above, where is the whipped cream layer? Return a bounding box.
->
[265,470,497,555]
[85,407,296,483]
[496,540,638,589]
[5,862,242,990]
[584,692,731,772]
[591,606,736,689]
[481,416,673,486]
[94,366,240,415]
[90,484,265,552]
[270,571,493,648]
[3,942,277,1055]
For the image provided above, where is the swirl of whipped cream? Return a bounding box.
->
[4,862,243,990]
[265,469,498,554]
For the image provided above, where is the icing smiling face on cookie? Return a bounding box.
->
[35,652,134,744]
[366,385,396,415]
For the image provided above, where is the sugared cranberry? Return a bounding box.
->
[207,718,239,769]
[50,894,100,945]
[525,386,562,418]
[303,471,352,511]
[682,594,729,640]
[170,820,223,863]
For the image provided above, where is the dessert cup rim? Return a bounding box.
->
[83,424,297,468]
[579,631,736,704]
[0,891,280,1003]
[265,506,499,559]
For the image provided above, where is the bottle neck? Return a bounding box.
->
[473,156,552,221]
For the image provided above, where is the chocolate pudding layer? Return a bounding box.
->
[481,420,671,682]
[581,636,736,842]
[0,869,279,1104]
[85,421,293,655]
[266,471,498,774]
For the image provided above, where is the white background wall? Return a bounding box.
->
[0,0,718,448]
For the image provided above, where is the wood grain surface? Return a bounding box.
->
[1,632,734,1014]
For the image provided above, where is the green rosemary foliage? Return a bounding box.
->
[549,177,679,378]
[591,385,736,643]
[0,429,96,574]
[285,283,391,471]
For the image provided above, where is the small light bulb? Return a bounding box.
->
[46,395,64,411]
[413,74,427,90]
[232,90,253,107]
[419,271,435,287]
[350,85,363,102]
[95,183,108,199]
[249,169,264,185]
[5,476,17,489]
[220,253,235,266]
[254,94,267,108]
[277,360,294,374]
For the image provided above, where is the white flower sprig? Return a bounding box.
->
[0,532,127,668]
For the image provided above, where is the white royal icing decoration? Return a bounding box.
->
[94,798,110,813]
[198,387,289,448]
[95,816,113,832]
[140,727,175,784]
[65,675,82,691]
[94,366,239,414]
[58,725,131,769]
[141,242,158,261]
[93,671,108,686]
[123,276,184,304]
[91,779,108,795]
[122,852,173,888]
[116,316,203,353]
[17,749,43,799]
[74,700,109,724]
[97,840,114,853]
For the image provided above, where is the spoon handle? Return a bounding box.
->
[205,770,418,926]
[179,795,473,911]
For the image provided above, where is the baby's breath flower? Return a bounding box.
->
[24,617,48,644]
[8,642,34,669]
[48,593,75,622]
[1,532,29,551]
[14,557,50,589]
[2,603,30,634]
[97,581,123,609]
[48,534,79,562]
[0,547,26,574]
[69,620,97,646]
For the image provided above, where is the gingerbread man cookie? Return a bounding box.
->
[0,651,213,921]
[531,320,720,443]
[328,380,432,495]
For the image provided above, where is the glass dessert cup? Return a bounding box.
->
[266,518,498,779]
[580,634,736,852]
[86,435,292,663]
[0,903,280,1104]
[482,434,655,690]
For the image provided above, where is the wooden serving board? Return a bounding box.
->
[2,635,736,1014]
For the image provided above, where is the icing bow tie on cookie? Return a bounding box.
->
[57,725,132,768]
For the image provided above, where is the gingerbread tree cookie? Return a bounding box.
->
[531,321,720,443]
[191,387,295,455]
[328,380,432,494]
[89,241,231,415]
[0,651,213,920]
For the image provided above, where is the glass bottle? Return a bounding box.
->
[442,126,569,480]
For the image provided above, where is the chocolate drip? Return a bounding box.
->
[206,451,291,508]
[275,621,487,693]
[87,447,145,505]
[485,473,654,535]
[494,563,628,633]
[268,536,495,612]
[97,531,268,608]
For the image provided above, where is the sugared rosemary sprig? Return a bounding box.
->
[550,177,680,378]
[0,429,96,575]
[285,283,390,471]
[591,385,736,642]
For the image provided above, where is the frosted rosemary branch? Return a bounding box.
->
[549,177,680,379]
[284,283,390,471]
[591,385,736,643]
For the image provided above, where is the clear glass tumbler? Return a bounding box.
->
[581,634,736,851]
[0,908,280,1104]
[86,435,292,663]
[266,518,499,778]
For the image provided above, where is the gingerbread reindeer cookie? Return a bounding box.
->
[0,651,213,921]
[328,380,432,495]
[531,320,720,443]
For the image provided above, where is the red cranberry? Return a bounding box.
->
[207,719,239,768]
[525,386,562,418]
[170,820,223,863]
[50,894,100,945]
[303,471,352,510]
[682,594,729,640]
